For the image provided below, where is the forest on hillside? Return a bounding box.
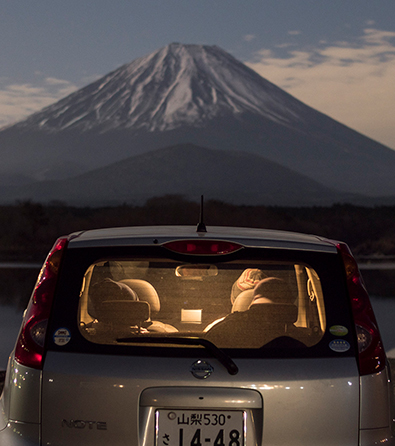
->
[1,195,395,262]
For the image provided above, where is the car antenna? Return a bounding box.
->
[196,195,207,233]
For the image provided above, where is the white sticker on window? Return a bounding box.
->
[329,325,349,336]
[53,328,71,346]
[329,339,350,352]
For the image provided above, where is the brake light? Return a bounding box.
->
[14,237,68,369]
[337,243,385,375]
[164,240,242,255]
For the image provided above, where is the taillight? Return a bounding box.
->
[337,243,386,375]
[14,237,68,369]
[164,240,242,255]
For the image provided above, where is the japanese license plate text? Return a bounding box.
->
[156,410,245,446]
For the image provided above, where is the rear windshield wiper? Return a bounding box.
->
[116,336,239,376]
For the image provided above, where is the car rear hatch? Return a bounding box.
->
[40,230,363,446]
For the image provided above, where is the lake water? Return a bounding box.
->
[0,306,23,369]
[0,263,395,369]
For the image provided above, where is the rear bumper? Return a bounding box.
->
[0,421,39,445]
[360,427,395,445]
[1,423,394,446]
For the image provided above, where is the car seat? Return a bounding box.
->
[120,279,178,333]
[87,278,150,334]
[231,289,255,312]
[204,289,255,332]
[205,302,299,348]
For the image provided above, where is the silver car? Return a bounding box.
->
[0,225,394,445]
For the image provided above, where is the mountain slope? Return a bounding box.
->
[14,43,306,133]
[0,43,394,198]
[0,144,357,206]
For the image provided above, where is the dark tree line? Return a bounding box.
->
[1,195,395,307]
[1,196,395,262]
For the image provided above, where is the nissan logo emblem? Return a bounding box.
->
[190,360,214,379]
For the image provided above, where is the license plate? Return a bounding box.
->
[156,410,245,446]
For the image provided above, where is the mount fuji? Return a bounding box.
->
[0,42,395,204]
[18,43,305,133]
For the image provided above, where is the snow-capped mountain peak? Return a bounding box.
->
[2,43,395,201]
[19,43,305,133]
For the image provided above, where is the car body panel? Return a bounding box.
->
[360,426,395,445]
[0,422,40,446]
[5,360,41,424]
[40,352,360,446]
[360,370,392,429]
[0,225,393,445]
[68,226,337,253]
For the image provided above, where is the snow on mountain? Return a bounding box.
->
[17,43,305,133]
[1,42,395,201]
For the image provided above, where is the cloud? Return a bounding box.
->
[246,28,395,149]
[0,77,78,128]
[243,34,256,42]
[44,77,72,86]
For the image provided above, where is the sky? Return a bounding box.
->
[1,0,394,149]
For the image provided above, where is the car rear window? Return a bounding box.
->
[77,257,326,349]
